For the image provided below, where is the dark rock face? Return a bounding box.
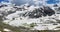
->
[25,9,43,18]
[43,6,55,16]
[53,4,58,7]
[58,7,60,11]
[8,11,16,14]
[0,4,7,8]
[28,12,42,18]
[24,6,55,18]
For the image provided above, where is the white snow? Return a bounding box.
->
[1,1,60,30]
[3,28,11,32]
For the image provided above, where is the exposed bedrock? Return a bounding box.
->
[24,6,55,18]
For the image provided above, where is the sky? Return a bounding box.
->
[47,0,60,4]
[0,0,9,2]
[0,0,59,3]
[0,0,60,5]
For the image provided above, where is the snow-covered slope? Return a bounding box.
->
[0,2,60,30]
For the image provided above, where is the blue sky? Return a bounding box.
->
[0,0,60,4]
[47,0,60,4]
[0,0,4,2]
[0,0,9,2]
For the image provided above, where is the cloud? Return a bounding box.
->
[7,0,48,6]
[7,0,60,6]
[8,0,33,5]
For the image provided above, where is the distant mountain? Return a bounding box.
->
[0,2,60,30]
